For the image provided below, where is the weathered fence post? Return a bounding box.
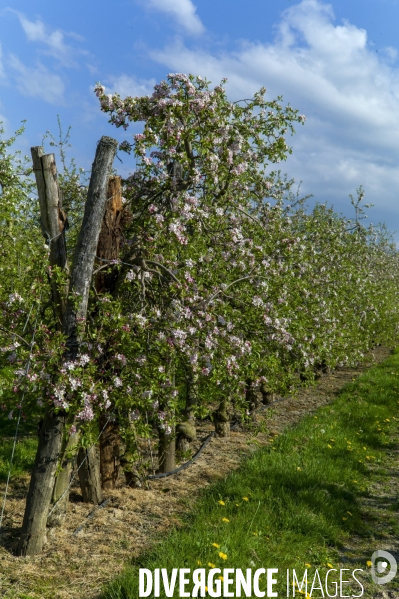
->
[31,147,69,327]
[17,136,118,557]
[77,447,103,504]
[94,175,124,490]
[47,426,80,527]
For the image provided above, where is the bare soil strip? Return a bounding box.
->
[0,346,393,599]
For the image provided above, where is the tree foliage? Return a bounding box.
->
[1,74,399,468]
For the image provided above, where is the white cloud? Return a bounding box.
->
[8,54,65,104]
[382,46,398,62]
[101,74,156,97]
[144,0,204,36]
[146,0,399,223]
[6,9,86,67]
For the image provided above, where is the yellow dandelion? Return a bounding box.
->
[218,575,224,581]
[305,563,311,568]
[327,563,334,569]
[197,560,202,566]
[212,543,220,548]
[219,552,227,560]
[327,444,332,449]
[236,503,241,507]
[208,562,216,569]
[243,497,249,501]
[218,500,225,506]
[366,561,372,567]
[222,517,230,523]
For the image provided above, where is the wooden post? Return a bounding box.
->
[31,147,69,328]
[158,427,176,473]
[63,137,119,360]
[31,147,74,527]
[17,136,118,557]
[99,415,120,490]
[96,175,124,294]
[96,175,123,490]
[77,447,103,504]
[47,427,80,527]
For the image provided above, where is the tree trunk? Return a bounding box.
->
[120,414,141,487]
[158,361,176,473]
[213,400,230,437]
[17,136,118,557]
[260,382,276,405]
[16,409,66,556]
[176,369,197,453]
[158,426,176,473]
[99,415,120,490]
[245,378,261,418]
[77,447,103,503]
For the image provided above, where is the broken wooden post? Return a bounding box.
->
[17,136,118,557]
[31,147,69,327]
[96,175,124,490]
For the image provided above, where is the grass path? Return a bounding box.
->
[0,346,398,598]
[103,349,399,599]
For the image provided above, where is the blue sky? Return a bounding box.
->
[2,0,399,238]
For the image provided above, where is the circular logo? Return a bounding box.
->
[370,550,397,585]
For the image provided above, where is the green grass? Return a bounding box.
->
[0,412,37,482]
[102,349,399,598]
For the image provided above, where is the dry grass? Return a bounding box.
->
[0,346,392,599]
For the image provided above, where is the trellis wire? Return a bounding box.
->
[0,293,42,533]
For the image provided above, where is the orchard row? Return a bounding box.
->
[0,74,398,554]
